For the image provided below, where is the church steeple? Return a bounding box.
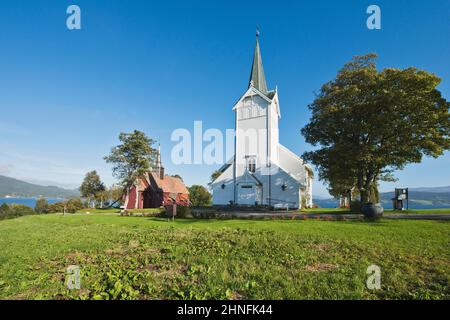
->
[154,143,165,179]
[249,29,268,94]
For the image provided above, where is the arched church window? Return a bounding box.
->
[247,157,256,173]
[221,184,226,189]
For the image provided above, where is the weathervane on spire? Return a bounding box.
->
[256,25,260,38]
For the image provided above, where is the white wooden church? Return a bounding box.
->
[212,33,313,209]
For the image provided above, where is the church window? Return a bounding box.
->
[221,184,226,189]
[247,157,256,173]
[281,183,287,191]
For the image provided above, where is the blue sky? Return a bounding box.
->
[0,0,449,197]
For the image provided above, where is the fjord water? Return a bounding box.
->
[0,198,63,207]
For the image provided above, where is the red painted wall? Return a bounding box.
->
[126,185,137,209]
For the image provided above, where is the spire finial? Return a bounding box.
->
[256,25,260,38]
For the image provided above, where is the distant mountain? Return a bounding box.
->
[380,190,450,209]
[314,188,450,209]
[22,178,79,190]
[0,175,79,198]
[407,186,450,193]
[313,198,339,208]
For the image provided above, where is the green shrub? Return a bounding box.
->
[66,198,84,213]
[121,207,166,217]
[35,198,49,214]
[11,204,35,216]
[77,208,121,214]
[188,185,212,206]
[0,203,11,219]
[47,202,66,213]
[176,206,192,218]
[46,198,85,214]
[0,204,35,220]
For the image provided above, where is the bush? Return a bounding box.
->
[0,204,35,220]
[11,204,35,216]
[66,198,84,213]
[35,198,49,214]
[176,206,192,218]
[188,185,212,206]
[47,202,66,213]
[0,203,11,219]
[121,207,166,217]
[46,198,85,214]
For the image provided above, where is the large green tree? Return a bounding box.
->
[188,185,212,207]
[104,130,157,188]
[80,171,105,207]
[301,54,449,204]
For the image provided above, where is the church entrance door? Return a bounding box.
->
[238,184,259,205]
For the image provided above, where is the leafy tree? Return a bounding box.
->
[35,198,49,214]
[302,54,449,204]
[188,185,212,207]
[104,130,157,188]
[80,171,105,208]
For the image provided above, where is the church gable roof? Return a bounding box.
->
[149,172,189,194]
[236,169,263,186]
[232,86,272,110]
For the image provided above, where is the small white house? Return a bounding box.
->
[212,34,313,209]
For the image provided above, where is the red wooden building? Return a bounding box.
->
[123,147,189,209]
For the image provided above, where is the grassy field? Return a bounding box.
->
[301,208,450,214]
[0,213,448,300]
[78,207,450,215]
[383,208,450,214]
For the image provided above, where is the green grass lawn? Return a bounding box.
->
[76,208,122,214]
[0,213,448,300]
[301,208,450,214]
[384,208,450,214]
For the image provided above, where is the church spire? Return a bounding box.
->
[249,28,268,94]
[156,143,162,168]
[154,143,165,179]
